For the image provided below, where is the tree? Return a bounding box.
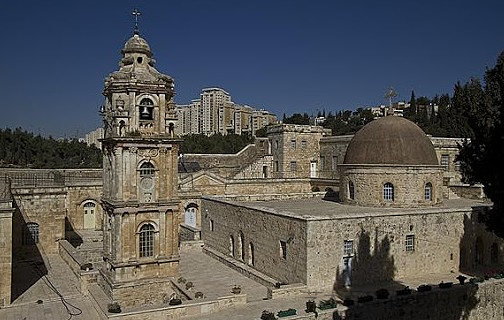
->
[457,51,504,237]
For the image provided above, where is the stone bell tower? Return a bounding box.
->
[99,25,181,307]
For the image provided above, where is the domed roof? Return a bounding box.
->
[122,34,152,57]
[343,116,439,165]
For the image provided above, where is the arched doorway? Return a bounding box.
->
[83,202,96,229]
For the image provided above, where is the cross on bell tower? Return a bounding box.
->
[132,8,141,34]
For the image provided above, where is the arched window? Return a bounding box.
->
[139,98,154,120]
[383,182,394,201]
[139,162,155,177]
[248,242,255,266]
[184,204,198,228]
[491,242,499,264]
[229,235,235,257]
[139,224,155,258]
[239,232,245,261]
[23,222,39,245]
[348,181,355,200]
[424,182,432,201]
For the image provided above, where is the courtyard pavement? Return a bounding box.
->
[0,254,101,320]
[179,245,268,302]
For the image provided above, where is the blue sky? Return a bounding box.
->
[1,0,503,137]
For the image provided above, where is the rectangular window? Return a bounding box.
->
[343,240,354,256]
[280,240,287,259]
[291,140,296,149]
[301,140,307,149]
[320,156,325,171]
[210,219,214,231]
[23,223,39,245]
[441,154,449,171]
[290,161,297,172]
[405,235,415,252]
[332,156,338,170]
[454,161,461,172]
[274,161,279,172]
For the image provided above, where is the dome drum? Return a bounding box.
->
[340,164,443,208]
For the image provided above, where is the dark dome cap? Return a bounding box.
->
[122,34,152,57]
[343,116,439,166]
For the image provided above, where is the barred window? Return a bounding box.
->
[139,162,155,177]
[301,140,307,149]
[280,240,287,259]
[290,161,297,172]
[23,222,39,245]
[424,182,432,201]
[344,240,354,256]
[291,140,296,149]
[441,154,449,171]
[348,181,355,200]
[139,223,155,258]
[383,182,394,201]
[406,235,415,252]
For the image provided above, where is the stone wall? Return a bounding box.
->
[339,165,443,207]
[319,135,353,179]
[306,209,470,291]
[12,187,67,254]
[66,185,103,230]
[0,198,13,306]
[181,138,270,179]
[268,124,330,179]
[202,197,308,285]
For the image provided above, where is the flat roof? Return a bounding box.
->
[205,196,489,221]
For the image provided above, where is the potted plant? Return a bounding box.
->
[169,298,182,305]
[232,285,241,294]
[260,310,276,320]
[108,302,121,313]
[305,300,317,313]
[456,275,467,285]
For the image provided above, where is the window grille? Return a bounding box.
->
[383,183,394,201]
[23,222,39,245]
[406,235,415,252]
[344,240,354,256]
[139,224,155,258]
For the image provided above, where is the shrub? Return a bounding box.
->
[312,186,320,192]
[277,308,296,317]
[396,287,412,296]
[457,275,467,284]
[319,298,338,310]
[417,284,432,292]
[376,288,389,299]
[168,298,182,306]
[195,291,204,299]
[357,295,373,303]
[185,281,194,290]
[80,263,93,271]
[342,299,354,307]
[260,310,276,320]
[177,277,187,284]
[439,282,453,289]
